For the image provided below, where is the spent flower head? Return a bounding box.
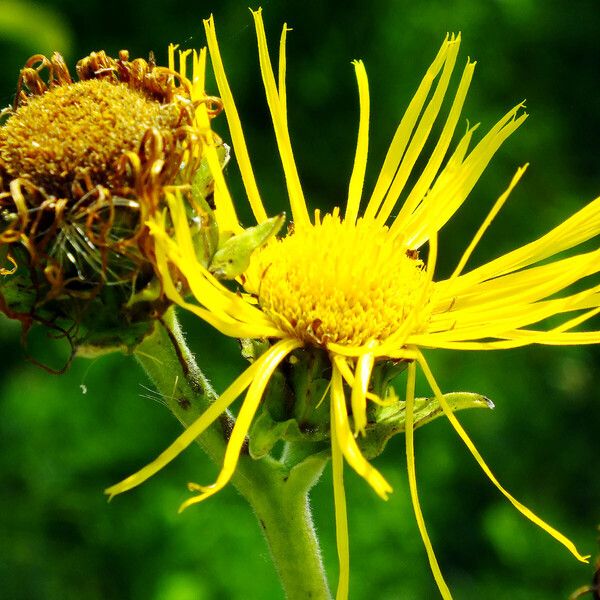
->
[0,47,225,360]
[108,10,600,597]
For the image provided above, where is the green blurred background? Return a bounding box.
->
[1,1,599,598]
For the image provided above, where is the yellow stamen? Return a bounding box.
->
[246,213,429,348]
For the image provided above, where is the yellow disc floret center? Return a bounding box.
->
[246,213,429,347]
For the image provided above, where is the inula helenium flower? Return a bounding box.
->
[108,10,600,597]
[0,47,224,359]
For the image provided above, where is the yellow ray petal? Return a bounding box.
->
[330,398,350,600]
[450,165,528,279]
[191,48,206,104]
[390,59,476,234]
[450,194,600,288]
[152,204,269,326]
[416,350,590,563]
[345,60,370,225]
[405,362,452,599]
[330,354,397,407]
[350,349,374,435]
[194,104,241,234]
[105,357,264,498]
[376,36,461,226]
[364,35,454,220]
[150,225,280,338]
[427,258,600,340]
[403,105,527,246]
[436,249,600,316]
[203,15,268,224]
[278,23,290,128]
[251,8,310,228]
[330,365,392,499]
[179,337,301,511]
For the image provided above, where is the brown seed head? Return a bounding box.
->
[0,79,181,198]
[0,49,222,362]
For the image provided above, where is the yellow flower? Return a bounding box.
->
[108,10,600,597]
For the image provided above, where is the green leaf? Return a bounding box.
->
[360,392,494,459]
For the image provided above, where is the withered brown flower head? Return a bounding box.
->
[0,49,222,364]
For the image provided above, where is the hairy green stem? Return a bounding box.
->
[133,308,331,599]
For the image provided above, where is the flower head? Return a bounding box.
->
[108,10,600,597]
[0,47,223,359]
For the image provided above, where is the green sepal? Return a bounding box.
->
[189,142,285,280]
[239,337,271,362]
[370,359,410,399]
[247,348,331,459]
[188,144,229,268]
[209,213,285,279]
[360,392,494,459]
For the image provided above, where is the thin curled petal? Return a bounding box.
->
[405,361,452,599]
[179,337,301,511]
[345,60,370,225]
[331,397,350,600]
[416,350,590,563]
[105,357,263,498]
[330,364,392,499]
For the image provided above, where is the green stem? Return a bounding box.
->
[133,308,332,599]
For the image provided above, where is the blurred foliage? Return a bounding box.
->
[1,0,600,598]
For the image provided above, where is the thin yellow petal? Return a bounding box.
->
[405,362,453,599]
[350,350,374,435]
[191,48,206,102]
[443,194,600,288]
[364,35,454,220]
[417,350,590,563]
[330,365,392,499]
[278,23,290,128]
[251,8,310,228]
[157,197,267,324]
[402,105,527,246]
[150,223,280,338]
[331,399,350,600]
[168,43,178,71]
[450,165,528,279]
[179,338,301,511]
[345,60,370,225]
[203,15,268,224]
[391,59,476,233]
[375,35,461,226]
[105,357,263,498]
